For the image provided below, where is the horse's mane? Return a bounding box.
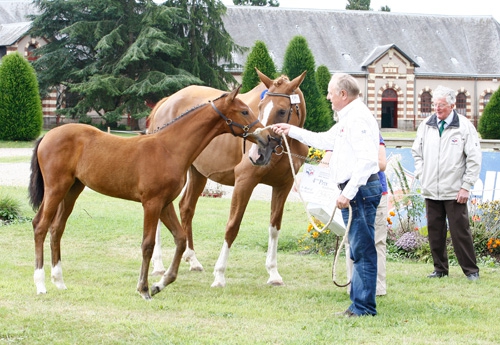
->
[150,93,228,134]
[273,75,290,88]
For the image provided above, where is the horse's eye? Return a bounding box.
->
[242,110,249,116]
[278,109,287,117]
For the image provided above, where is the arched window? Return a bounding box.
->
[420,92,432,117]
[456,92,466,115]
[484,93,492,108]
[27,44,37,61]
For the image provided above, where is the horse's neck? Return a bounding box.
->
[155,110,223,167]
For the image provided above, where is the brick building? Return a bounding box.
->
[2,2,500,130]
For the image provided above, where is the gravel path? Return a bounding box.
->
[0,148,301,202]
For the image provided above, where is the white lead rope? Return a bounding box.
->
[256,125,351,287]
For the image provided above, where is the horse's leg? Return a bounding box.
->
[212,181,257,288]
[266,185,291,286]
[179,166,207,271]
[151,220,166,276]
[151,203,187,296]
[137,203,163,300]
[33,187,72,294]
[48,182,85,290]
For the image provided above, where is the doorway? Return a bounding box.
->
[381,89,398,128]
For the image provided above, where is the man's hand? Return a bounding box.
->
[456,188,469,204]
[337,194,350,209]
[271,123,291,136]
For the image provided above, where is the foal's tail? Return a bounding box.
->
[29,137,44,211]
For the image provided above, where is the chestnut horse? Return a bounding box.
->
[28,87,276,299]
[149,69,308,287]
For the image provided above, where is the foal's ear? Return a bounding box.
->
[228,84,242,101]
[289,70,307,91]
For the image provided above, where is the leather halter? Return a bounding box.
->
[264,91,302,155]
[210,100,260,153]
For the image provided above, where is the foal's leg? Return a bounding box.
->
[179,166,207,271]
[212,180,257,288]
[265,186,290,286]
[151,203,187,296]
[33,187,72,294]
[49,183,85,290]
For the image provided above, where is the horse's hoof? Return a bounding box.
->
[210,281,225,288]
[268,280,285,287]
[151,284,162,296]
[36,290,47,295]
[189,266,204,272]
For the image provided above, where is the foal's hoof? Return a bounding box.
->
[150,284,162,296]
[268,280,285,287]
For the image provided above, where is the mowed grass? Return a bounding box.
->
[0,185,499,345]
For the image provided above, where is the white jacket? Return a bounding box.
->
[411,111,481,200]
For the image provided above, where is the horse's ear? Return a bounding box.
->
[290,70,307,91]
[255,68,273,89]
[228,84,241,101]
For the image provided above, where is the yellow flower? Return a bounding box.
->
[307,223,313,232]
[312,231,319,239]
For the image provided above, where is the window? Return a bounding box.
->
[456,92,466,115]
[420,92,432,117]
[0,46,6,59]
[27,44,37,61]
[484,93,492,107]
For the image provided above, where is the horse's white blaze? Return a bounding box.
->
[211,241,230,287]
[262,100,273,125]
[266,225,283,285]
[152,221,166,276]
[183,248,204,271]
[51,261,67,290]
[34,268,47,294]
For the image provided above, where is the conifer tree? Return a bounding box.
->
[241,40,276,93]
[281,36,332,132]
[478,89,500,139]
[29,0,203,127]
[232,0,279,6]
[315,65,334,124]
[0,52,43,141]
[346,0,371,10]
[164,0,244,90]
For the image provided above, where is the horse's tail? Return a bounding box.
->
[146,97,169,133]
[29,137,45,211]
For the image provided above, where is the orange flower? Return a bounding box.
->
[312,231,319,239]
[389,211,396,217]
[307,223,313,232]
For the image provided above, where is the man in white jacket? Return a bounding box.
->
[412,85,481,280]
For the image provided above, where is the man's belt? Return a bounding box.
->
[338,173,379,191]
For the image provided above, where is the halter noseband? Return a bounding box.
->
[264,91,302,155]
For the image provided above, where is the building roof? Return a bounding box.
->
[0,21,31,45]
[223,6,500,77]
[0,0,36,24]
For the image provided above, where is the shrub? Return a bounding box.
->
[478,88,500,139]
[0,195,22,225]
[0,52,43,141]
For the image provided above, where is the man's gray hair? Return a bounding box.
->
[330,73,360,97]
[432,85,456,105]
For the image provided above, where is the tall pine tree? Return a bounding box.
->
[163,0,244,90]
[241,40,276,93]
[281,36,332,132]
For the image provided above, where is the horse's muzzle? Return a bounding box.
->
[247,132,276,166]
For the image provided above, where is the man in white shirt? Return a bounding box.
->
[272,73,381,317]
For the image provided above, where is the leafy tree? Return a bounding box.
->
[0,52,43,141]
[315,65,334,124]
[478,89,500,139]
[380,5,391,11]
[232,0,279,6]
[163,0,244,90]
[345,0,371,10]
[281,36,332,132]
[29,0,203,127]
[241,40,276,93]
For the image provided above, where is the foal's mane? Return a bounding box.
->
[150,92,228,134]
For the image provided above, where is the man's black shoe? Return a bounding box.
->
[427,271,448,278]
[466,272,479,281]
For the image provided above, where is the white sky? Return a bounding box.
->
[222,0,500,22]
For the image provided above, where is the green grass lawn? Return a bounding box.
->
[0,185,498,344]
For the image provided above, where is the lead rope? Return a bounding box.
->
[256,126,351,287]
